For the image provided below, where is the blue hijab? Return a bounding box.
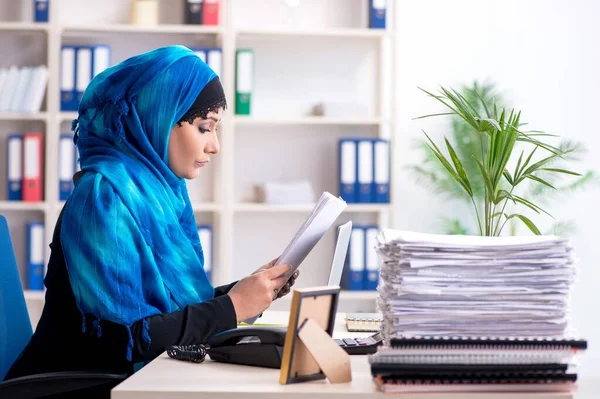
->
[61,46,217,360]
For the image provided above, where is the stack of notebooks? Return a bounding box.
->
[371,230,587,393]
[369,336,587,393]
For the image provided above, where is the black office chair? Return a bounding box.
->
[0,215,126,398]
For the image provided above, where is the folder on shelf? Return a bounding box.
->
[92,45,111,78]
[7,134,23,201]
[0,66,19,112]
[198,225,213,282]
[358,139,374,203]
[76,47,92,105]
[60,46,77,111]
[193,48,207,63]
[373,139,390,203]
[0,68,8,99]
[59,133,75,200]
[349,226,365,291]
[339,139,358,203]
[235,49,253,115]
[185,0,203,24]
[9,67,30,112]
[369,0,387,29]
[21,66,48,113]
[33,65,49,112]
[34,0,50,23]
[23,133,43,202]
[27,222,45,291]
[203,0,219,25]
[364,226,379,290]
[207,48,223,78]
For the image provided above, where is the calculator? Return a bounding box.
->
[335,332,384,355]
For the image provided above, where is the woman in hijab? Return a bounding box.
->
[6,45,298,379]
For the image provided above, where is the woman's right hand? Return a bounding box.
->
[227,262,291,322]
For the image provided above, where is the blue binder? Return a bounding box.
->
[198,225,213,282]
[34,0,49,22]
[60,45,77,111]
[7,134,23,201]
[369,0,386,29]
[373,139,390,203]
[91,45,111,78]
[339,139,358,203]
[358,139,374,203]
[59,134,75,200]
[349,226,365,290]
[364,226,379,290]
[27,222,45,290]
[192,48,207,63]
[206,48,223,78]
[75,46,92,106]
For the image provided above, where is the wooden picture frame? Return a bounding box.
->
[279,286,351,385]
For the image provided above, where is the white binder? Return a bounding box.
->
[207,49,222,78]
[236,50,253,94]
[60,47,76,110]
[76,47,92,101]
[0,66,19,111]
[59,134,75,200]
[365,226,379,289]
[340,140,357,197]
[373,139,390,202]
[92,45,111,78]
[357,140,373,202]
[10,67,30,112]
[349,226,365,290]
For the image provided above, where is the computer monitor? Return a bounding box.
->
[327,220,352,286]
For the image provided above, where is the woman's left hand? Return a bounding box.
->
[275,270,299,299]
[252,257,299,299]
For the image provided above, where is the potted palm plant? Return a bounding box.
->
[415,83,589,236]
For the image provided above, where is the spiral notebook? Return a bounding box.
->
[374,377,577,394]
[388,336,588,349]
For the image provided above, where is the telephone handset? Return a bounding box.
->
[206,326,288,369]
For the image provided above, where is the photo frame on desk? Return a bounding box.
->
[279,286,351,385]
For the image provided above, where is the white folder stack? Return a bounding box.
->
[375,230,577,339]
[0,66,49,113]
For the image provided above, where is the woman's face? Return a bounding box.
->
[168,108,222,179]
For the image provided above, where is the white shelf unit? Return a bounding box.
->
[1,0,395,315]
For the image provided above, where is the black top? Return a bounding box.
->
[6,206,238,380]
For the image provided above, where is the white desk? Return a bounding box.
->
[111,311,573,399]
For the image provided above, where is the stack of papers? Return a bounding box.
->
[375,230,577,339]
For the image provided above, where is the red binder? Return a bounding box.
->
[22,132,44,202]
[203,0,219,25]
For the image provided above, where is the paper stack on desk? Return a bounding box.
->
[371,230,586,394]
[374,230,577,339]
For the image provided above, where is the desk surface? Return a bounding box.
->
[111,311,573,399]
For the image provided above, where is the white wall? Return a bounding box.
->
[393,0,600,374]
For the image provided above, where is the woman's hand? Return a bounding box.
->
[228,263,291,322]
[252,257,299,299]
[275,270,299,299]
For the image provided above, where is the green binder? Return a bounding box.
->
[235,49,254,115]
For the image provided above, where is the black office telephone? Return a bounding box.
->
[206,326,288,369]
[199,326,384,368]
